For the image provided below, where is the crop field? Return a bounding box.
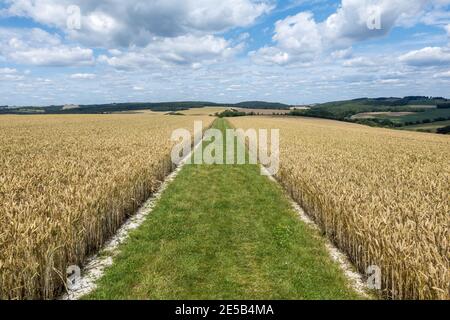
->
[401,120,450,133]
[229,116,449,300]
[394,108,450,124]
[0,114,213,299]
[180,107,229,116]
[85,119,362,300]
[234,108,291,115]
[351,112,417,120]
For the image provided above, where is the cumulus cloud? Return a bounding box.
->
[377,78,400,84]
[252,0,429,65]
[250,47,290,65]
[0,67,17,74]
[399,47,450,66]
[99,35,242,69]
[419,2,450,27]
[273,12,321,53]
[434,70,450,78]
[250,12,322,65]
[11,47,93,66]
[70,73,96,79]
[0,74,24,82]
[323,0,427,44]
[4,0,272,47]
[1,0,449,105]
[0,67,25,81]
[331,48,353,60]
[0,28,94,66]
[343,56,376,67]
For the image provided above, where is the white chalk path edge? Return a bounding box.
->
[61,135,372,300]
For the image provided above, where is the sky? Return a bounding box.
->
[0,0,449,106]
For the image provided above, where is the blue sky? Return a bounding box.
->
[0,0,449,106]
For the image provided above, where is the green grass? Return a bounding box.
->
[85,119,362,300]
[400,120,450,133]
[293,98,450,129]
[390,109,450,124]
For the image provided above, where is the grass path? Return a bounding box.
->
[86,119,362,300]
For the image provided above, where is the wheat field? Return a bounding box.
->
[229,116,449,300]
[0,113,213,299]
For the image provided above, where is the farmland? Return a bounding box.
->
[393,108,450,124]
[179,107,229,116]
[291,97,450,132]
[0,101,290,115]
[350,109,450,126]
[229,116,449,300]
[234,108,291,115]
[86,119,362,300]
[2,0,450,306]
[350,111,416,119]
[0,114,213,299]
[1,111,448,301]
[400,120,450,133]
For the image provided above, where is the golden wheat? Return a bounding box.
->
[229,116,449,300]
[0,113,213,299]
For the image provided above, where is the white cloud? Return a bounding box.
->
[273,12,322,54]
[251,12,322,65]
[0,67,17,74]
[252,0,429,65]
[0,74,24,81]
[4,0,68,27]
[11,47,93,66]
[377,78,400,84]
[323,0,427,44]
[4,0,272,47]
[446,24,450,37]
[331,48,353,60]
[1,0,449,105]
[343,56,376,67]
[99,35,241,69]
[434,70,450,78]
[70,73,96,79]
[0,67,24,81]
[250,47,291,65]
[420,6,450,27]
[0,28,94,66]
[431,0,450,5]
[399,47,450,66]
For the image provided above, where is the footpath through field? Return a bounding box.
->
[86,119,362,299]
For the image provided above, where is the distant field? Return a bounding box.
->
[9,108,46,114]
[181,106,229,116]
[112,107,228,116]
[400,120,450,133]
[391,108,450,124]
[408,105,437,109]
[112,110,161,115]
[348,108,450,128]
[230,116,449,300]
[351,111,416,119]
[235,108,291,115]
[295,98,450,130]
